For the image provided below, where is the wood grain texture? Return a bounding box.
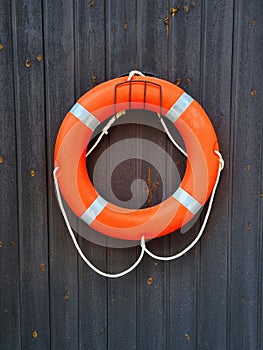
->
[11,0,50,348]
[229,0,263,349]
[136,1,170,349]
[168,1,202,348]
[198,0,234,348]
[43,0,78,348]
[0,1,21,349]
[106,2,139,348]
[0,0,262,349]
[106,0,137,78]
[76,1,108,349]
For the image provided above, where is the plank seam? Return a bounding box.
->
[227,0,239,347]
[11,0,22,348]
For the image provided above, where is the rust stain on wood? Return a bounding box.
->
[147,277,153,285]
[32,330,38,338]
[25,59,31,68]
[171,7,179,16]
[88,0,95,9]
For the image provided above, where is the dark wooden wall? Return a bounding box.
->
[0,0,262,349]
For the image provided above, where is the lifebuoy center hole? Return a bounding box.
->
[86,110,186,209]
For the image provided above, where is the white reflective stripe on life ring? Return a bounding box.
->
[172,187,202,215]
[165,92,193,123]
[70,102,100,131]
[81,195,108,225]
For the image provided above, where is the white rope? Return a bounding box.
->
[127,70,145,81]
[127,69,187,158]
[86,110,126,157]
[157,113,187,157]
[54,69,224,276]
[53,167,145,278]
[140,150,224,261]
[85,70,145,158]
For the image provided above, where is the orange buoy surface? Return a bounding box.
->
[54,76,220,240]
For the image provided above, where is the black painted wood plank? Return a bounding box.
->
[169,0,202,98]
[168,1,202,348]
[106,126,137,350]
[78,242,108,350]
[77,0,106,94]
[260,147,263,350]
[76,1,108,349]
[43,0,78,348]
[136,1,169,349]
[229,0,263,348]
[198,0,234,348]
[11,0,50,348]
[137,0,169,78]
[106,0,137,78]
[105,2,139,348]
[107,252,137,350]
[0,2,21,349]
[1,1,262,349]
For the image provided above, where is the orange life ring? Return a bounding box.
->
[54,76,220,241]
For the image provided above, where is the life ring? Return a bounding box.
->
[54,75,220,241]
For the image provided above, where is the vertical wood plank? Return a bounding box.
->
[43,0,78,348]
[77,0,106,93]
[229,0,263,348]
[76,1,108,349]
[136,1,169,349]
[169,0,202,98]
[1,1,262,349]
[106,127,137,350]
[106,1,139,348]
[168,1,202,348]
[11,0,50,348]
[0,1,21,348]
[260,150,263,350]
[198,0,234,348]
[137,0,169,77]
[260,122,263,349]
[106,0,137,78]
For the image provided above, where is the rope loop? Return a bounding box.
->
[214,149,225,170]
[53,167,145,278]
[54,69,224,276]
[127,70,145,81]
[140,149,224,261]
